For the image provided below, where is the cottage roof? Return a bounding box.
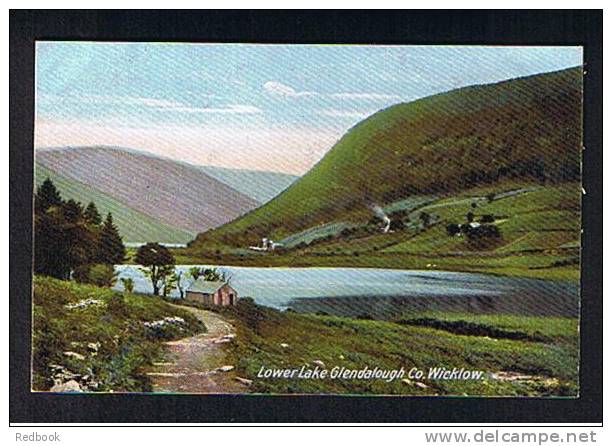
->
[187,278,229,294]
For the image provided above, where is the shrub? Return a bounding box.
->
[87,264,117,287]
[480,214,495,223]
[107,294,129,319]
[389,219,405,231]
[466,224,502,249]
[120,277,134,293]
[446,223,461,236]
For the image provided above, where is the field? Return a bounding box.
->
[32,276,205,392]
[177,181,581,282]
[210,299,579,396]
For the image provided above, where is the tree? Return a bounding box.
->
[98,213,126,265]
[36,178,62,211]
[162,271,178,297]
[63,199,83,222]
[466,224,502,250]
[86,264,118,287]
[202,267,228,282]
[84,202,102,225]
[120,277,135,294]
[466,211,475,223]
[134,243,175,296]
[486,192,496,203]
[173,271,185,299]
[35,193,96,279]
[188,267,228,282]
[446,223,461,236]
[419,212,431,228]
[188,266,203,282]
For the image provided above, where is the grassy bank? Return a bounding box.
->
[205,299,578,396]
[32,276,206,392]
[177,182,580,283]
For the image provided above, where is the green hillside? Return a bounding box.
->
[35,164,195,244]
[183,68,582,281]
[192,67,581,250]
[197,165,297,203]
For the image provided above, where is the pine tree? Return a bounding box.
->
[36,178,62,211]
[84,202,102,225]
[62,199,83,223]
[97,213,126,265]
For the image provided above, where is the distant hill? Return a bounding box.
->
[36,146,260,237]
[192,67,582,248]
[197,165,297,203]
[35,164,196,244]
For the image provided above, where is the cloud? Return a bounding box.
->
[263,81,317,98]
[318,109,375,119]
[262,81,401,104]
[39,93,260,115]
[169,104,262,115]
[329,92,401,101]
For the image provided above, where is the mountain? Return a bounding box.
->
[197,166,297,203]
[191,67,582,249]
[36,146,260,239]
[34,164,195,244]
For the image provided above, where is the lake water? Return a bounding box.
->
[114,265,579,319]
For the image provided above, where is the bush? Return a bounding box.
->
[466,224,502,249]
[107,294,129,319]
[480,214,495,223]
[389,219,405,231]
[446,223,461,236]
[120,277,134,293]
[81,264,117,287]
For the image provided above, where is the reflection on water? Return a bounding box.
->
[114,265,578,318]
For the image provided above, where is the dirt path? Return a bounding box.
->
[147,305,250,394]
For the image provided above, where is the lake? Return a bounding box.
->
[114,265,579,319]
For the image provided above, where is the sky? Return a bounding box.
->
[35,43,582,175]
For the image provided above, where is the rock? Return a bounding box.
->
[235,377,253,386]
[312,360,326,368]
[402,378,428,389]
[63,351,85,360]
[223,334,236,340]
[50,380,83,393]
[218,365,235,372]
[280,343,290,348]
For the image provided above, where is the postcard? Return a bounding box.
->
[32,42,582,397]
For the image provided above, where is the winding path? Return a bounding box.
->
[147,305,249,394]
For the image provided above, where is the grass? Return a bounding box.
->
[177,181,580,282]
[212,299,578,396]
[32,275,205,392]
[395,313,578,344]
[35,164,195,244]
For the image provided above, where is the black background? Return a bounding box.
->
[9,10,603,424]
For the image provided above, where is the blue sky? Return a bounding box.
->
[35,43,582,174]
